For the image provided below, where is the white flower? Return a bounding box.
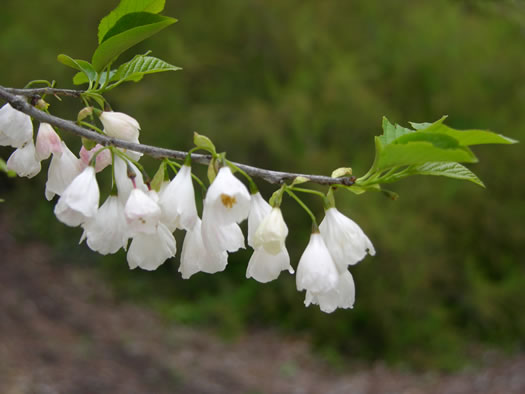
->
[6,139,41,178]
[79,144,111,173]
[114,156,147,203]
[304,270,355,313]
[124,188,161,235]
[0,103,33,148]
[55,166,100,227]
[180,218,228,278]
[246,247,294,283]
[81,195,129,254]
[296,232,339,294]
[319,207,375,271]
[45,141,82,201]
[247,192,271,247]
[253,207,288,255]
[35,123,62,161]
[158,165,198,231]
[201,209,245,255]
[99,111,140,142]
[127,223,176,271]
[203,166,251,225]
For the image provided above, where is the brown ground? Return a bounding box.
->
[1,222,525,394]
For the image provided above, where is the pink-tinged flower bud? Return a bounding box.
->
[0,103,33,148]
[79,144,111,173]
[6,140,41,178]
[99,111,140,142]
[35,123,62,161]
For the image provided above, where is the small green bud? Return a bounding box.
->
[77,107,93,122]
[331,167,352,178]
[194,132,216,154]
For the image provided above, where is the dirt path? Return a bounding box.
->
[1,223,524,394]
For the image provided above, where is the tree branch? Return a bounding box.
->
[0,85,355,186]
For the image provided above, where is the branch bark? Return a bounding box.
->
[0,85,355,186]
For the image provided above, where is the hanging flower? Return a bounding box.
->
[99,111,140,142]
[203,166,251,225]
[247,192,271,247]
[296,232,339,294]
[158,165,198,231]
[0,103,33,148]
[180,218,228,278]
[304,270,355,313]
[253,207,288,255]
[6,139,41,178]
[35,123,62,161]
[201,209,245,255]
[55,166,100,227]
[79,144,111,173]
[246,247,294,283]
[124,188,162,235]
[45,141,82,201]
[127,223,176,271]
[319,207,375,271]
[81,195,129,255]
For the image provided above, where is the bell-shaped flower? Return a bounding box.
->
[296,232,339,294]
[0,103,33,148]
[79,144,111,173]
[45,141,82,201]
[99,111,140,143]
[247,192,271,247]
[180,218,228,279]
[158,165,198,231]
[55,166,100,227]
[319,207,375,271]
[253,207,288,255]
[114,156,147,203]
[81,195,129,254]
[125,188,162,235]
[304,270,355,313]
[127,223,176,271]
[6,139,41,178]
[35,123,62,161]
[246,247,294,283]
[203,166,251,225]
[201,208,245,255]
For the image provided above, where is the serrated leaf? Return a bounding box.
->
[409,115,448,131]
[98,0,166,44]
[92,12,177,71]
[112,55,181,83]
[420,121,517,146]
[73,69,117,86]
[57,54,97,84]
[376,135,477,170]
[378,117,415,145]
[382,162,485,187]
[331,167,352,178]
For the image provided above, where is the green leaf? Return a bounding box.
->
[378,117,415,145]
[194,132,216,154]
[112,55,181,84]
[98,0,166,44]
[57,54,97,84]
[150,162,166,192]
[73,69,117,86]
[331,167,352,178]
[376,136,478,170]
[419,121,518,146]
[92,12,177,71]
[382,162,485,187]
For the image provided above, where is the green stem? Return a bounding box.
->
[285,189,317,227]
[79,121,104,134]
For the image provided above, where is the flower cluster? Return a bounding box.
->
[1,104,375,313]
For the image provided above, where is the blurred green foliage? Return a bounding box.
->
[1,0,524,370]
